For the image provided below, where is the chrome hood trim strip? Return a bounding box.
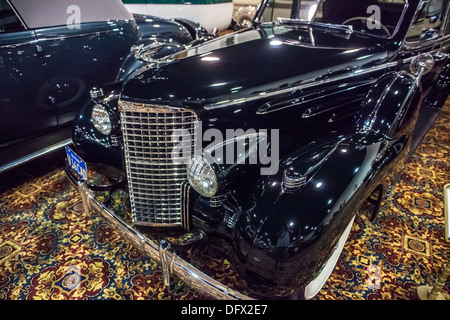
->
[205,61,399,112]
[77,181,252,300]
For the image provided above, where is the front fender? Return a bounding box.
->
[235,139,383,296]
[233,72,423,297]
[353,71,421,144]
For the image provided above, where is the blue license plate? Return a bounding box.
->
[66,146,88,181]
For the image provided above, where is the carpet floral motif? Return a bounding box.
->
[0,102,449,300]
[0,171,201,300]
[318,103,450,300]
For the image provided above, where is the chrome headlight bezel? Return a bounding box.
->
[91,103,112,136]
[187,155,218,198]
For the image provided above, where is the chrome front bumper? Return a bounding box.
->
[76,181,252,300]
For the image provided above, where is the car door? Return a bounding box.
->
[401,0,450,94]
[400,0,450,153]
[0,0,55,145]
[26,0,139,127]
[35,23,137,127]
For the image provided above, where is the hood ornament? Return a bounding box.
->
[131,39,180,68]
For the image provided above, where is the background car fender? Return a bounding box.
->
[133,13,194,45]
[172,18,212,40]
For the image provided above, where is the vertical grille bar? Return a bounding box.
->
[119,101,197,228]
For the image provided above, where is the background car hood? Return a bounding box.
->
[132,13,194,45]
[120,23,390,110]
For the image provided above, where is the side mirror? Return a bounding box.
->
[421,28,440,40]
[429,15,439,24]
[410,53,435,80]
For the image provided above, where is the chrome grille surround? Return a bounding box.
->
[119,100,197,229]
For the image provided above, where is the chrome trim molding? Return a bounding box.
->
[0,27,126,50]
[159,239,174,287]
[0,38,38,50]
[77,181,252,300]
[34,28,126,45]
[282,170,307,192]
[0,138,72,173]
[257,80,373,115]
[276,18,354,37]
[205,61,399,111]
[181,181,191,231]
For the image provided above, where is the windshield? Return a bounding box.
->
[10,0,132,29]
[259,0,407,38]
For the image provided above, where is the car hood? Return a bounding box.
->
[120,23,390,111]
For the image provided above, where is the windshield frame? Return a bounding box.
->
[253,0,410,40]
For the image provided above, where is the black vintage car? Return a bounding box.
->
[0,0,208,173]
[66,0,450,299]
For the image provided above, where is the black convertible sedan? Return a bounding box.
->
[0,0,207,173]
[66,0,450,299]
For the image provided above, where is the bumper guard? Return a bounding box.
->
[71,173,251,300]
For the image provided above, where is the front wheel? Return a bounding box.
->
[302,215,355,300]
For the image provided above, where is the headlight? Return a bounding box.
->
[187,156,218,197]
[91,104,112,135]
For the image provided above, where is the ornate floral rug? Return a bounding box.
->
[0,102,449,300]
[320,101,450,300]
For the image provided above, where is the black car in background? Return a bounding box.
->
[67,0,450,299]
[0,0,206,173]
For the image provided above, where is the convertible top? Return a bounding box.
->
[10,0,133,28]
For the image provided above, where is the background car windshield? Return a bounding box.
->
[405,0,449,42]
[0,1,25,32]
[10,0,132,29]
[261,0,407,38]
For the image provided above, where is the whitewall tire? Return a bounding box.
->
[303,215,355,300]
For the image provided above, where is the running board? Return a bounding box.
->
[0,138,72,173]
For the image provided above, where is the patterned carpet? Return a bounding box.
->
[318,102,450,300]
[0,102,449,300]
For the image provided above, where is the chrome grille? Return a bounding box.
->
[120,101,197,228]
